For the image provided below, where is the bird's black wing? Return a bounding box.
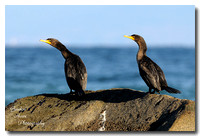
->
[138,56,162,90]
[74,55,87,90]
[65,54,87,90]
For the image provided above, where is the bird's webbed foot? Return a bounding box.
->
[152,89,156,94]
[149,92,154,94]
[76,91,85,97]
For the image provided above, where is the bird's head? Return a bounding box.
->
[124,34,144,43]
[40,38,61,48]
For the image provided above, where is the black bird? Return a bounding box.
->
[124,34,181,94]
[40,38,87,96]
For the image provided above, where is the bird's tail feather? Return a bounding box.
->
[164,86,181,94]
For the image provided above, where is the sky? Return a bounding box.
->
[5,5,195,47]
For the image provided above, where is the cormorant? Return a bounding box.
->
[40,38,87,96]
[124,34,181,94]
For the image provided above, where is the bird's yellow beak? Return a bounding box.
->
[40,39,51,44]
[124,35,135,40]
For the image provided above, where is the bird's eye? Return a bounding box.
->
[47,39,51,42]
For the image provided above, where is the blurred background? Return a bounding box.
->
[5,5,195,105]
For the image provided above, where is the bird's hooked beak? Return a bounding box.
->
[124,35,135,40]
[40,39,52,44]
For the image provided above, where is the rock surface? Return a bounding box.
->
[5,88,195,131]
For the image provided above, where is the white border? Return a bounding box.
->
[1,0,199,136]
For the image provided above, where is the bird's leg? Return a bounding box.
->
[149,88,156,94]
[151,89,156,94]
[69,89,75,95]
[148,88,152,94]
[70,89,73,94]
[156,90,160,94]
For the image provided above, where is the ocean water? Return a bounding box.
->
[5,46,195,106]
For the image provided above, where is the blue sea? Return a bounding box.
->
[5,46,195,106]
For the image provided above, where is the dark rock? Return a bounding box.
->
[5,88,195,131]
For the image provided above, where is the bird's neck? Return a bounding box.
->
[136,41,147,61]
[55,42,72,59]
[61,50,71,59]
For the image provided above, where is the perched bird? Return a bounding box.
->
[124,34,181,94]
[40,38,87,96]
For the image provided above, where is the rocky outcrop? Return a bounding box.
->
[5,88,195,131]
